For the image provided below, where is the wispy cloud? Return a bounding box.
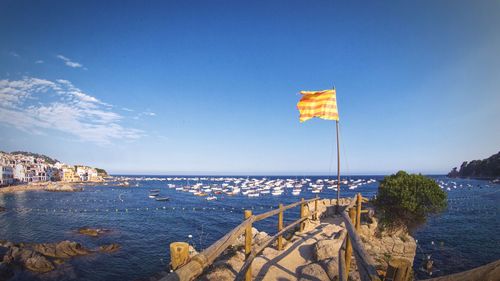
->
[56,55,84,69]
[10,52,19,57]
[0,77,144,144]
[35,60,44,64]
[132,110,157,119]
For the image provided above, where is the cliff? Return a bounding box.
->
[448,151,500,179]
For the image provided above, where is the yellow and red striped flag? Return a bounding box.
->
[297,89,339,122]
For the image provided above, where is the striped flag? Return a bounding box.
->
[297,89,339,122]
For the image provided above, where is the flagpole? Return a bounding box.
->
[336,120,341,211]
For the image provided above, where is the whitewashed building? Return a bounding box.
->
[0,166,14,186]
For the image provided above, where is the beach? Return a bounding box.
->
[0,182,88,194]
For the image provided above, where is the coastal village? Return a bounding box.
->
[0,151,106,186]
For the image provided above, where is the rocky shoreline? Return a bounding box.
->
[0,182,86,194]
[0,240,120,277]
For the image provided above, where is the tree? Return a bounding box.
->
[375,171,447,231]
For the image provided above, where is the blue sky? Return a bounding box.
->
[0,0,499,175]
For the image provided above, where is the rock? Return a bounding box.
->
[233,227,265,248]
[392,243,404,254]
[3,246,55,273]
[261,247,280,259]
[34,240,90,258]
[403,241,416,255]
[77,227,110,237]
[321,257,339,280]
[204,265,235,281]
[322,224,343,238]
[0,206,5,212]
[314,239,343,261]
[251,227,258,238]
[254,231,269,247]
[299,263,330,281]
[24,255,55,273]
[99,244,120,253]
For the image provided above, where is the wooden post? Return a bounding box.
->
[314,195,319,221]
[300,198,305,232]
[277,203,284,250]
[169,242,190,270]
[244,210,253,281]
[345,208,356,274]
[356,193,362,231]
[385,258,412,281]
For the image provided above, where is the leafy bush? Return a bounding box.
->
[375,171,447,230]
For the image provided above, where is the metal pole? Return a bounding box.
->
[336,120,341,210]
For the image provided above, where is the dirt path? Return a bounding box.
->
[251,216,344,281]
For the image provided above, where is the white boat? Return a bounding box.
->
[292,190,301,196]
[206,196,217,201]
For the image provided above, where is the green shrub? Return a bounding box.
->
[375,171,447,231]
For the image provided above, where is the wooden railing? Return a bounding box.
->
[163,196,321,281]
[338,193,382,281]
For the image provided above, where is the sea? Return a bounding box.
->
[0,175,498,281]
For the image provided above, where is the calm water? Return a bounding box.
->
[0,176,498,281]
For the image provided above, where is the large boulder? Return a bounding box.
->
[314,239,343,261]
[3,246,55,273]
[24,255,55,273]
[299,262,330,281]
[33,240,90,258]
[1,240,110,274]
[321,257,339,280]
[232,227,266,248]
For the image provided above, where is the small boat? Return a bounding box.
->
[206,196,217,201]
[155,197,170,201]
[148,193,160,198]
[150,189,160,193]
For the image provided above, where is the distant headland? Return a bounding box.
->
[448,151,500,180]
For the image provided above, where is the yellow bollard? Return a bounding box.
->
[170,242,190,271]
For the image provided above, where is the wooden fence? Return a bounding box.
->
[338,193,381,281]
[163,196,321,281]
[164,193,382,281]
